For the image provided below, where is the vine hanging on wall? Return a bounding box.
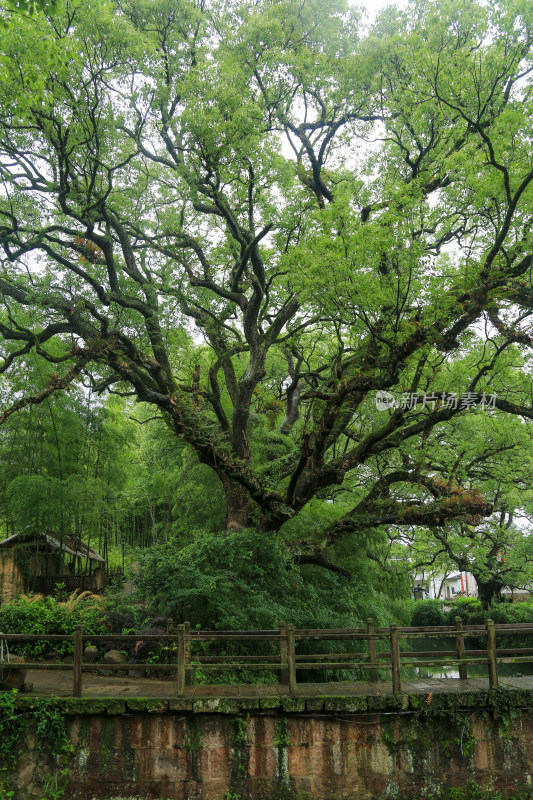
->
[0,690,74,800]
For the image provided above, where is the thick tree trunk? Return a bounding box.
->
[476,577,504,610]
[220,475,251,532]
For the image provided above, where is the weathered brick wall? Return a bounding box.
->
[10,692,533,799]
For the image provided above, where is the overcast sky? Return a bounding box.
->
[361,0,407,22]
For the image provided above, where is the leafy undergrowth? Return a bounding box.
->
[410,597,533,649]
[0,593,106,658]
[128,529,404,683]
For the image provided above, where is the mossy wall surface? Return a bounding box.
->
[9,691,533,799]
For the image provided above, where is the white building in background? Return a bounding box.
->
[413,570,477,600]
[413,570,532,602]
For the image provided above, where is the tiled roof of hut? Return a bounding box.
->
[0,531,105,563]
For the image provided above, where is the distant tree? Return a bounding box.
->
[381,410,533,607]
[0,358,136,558]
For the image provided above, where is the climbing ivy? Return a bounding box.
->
[413,695,476,760]
[273,717,291,791]
[0,690,23,798]
[379,688,533,799]
[481,687,525,734]
[273,718,291,748]
[0,691,73,800]
[420,687,532,748]
[230,717,249,783]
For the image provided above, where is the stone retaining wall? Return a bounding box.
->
[10,691,533,799]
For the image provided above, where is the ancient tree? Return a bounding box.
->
[1,0,533,574]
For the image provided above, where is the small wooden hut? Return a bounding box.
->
[0,530,105,603]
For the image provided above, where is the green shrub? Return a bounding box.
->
[487,602,533,625]
[130,529,404,682]
[0,595,107,658]
[387,599,413,627]
[482,602,533,649]
[446,598,533,626]
[132,529,397,633]
[410,599,446,627]
[102,584,149,635]
[444,596,483,625]
[444,599,533,649]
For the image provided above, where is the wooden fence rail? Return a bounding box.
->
[1,618,533,698]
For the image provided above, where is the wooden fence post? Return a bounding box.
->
[287,624,297,696]
[367,618,378,683]
[73,624,83,698]
[177,624,185,697]
[184,621,191,686]
[279,621,288,686]
[455,616,467,680]
[486,618,498,689]
[390,623,401,695]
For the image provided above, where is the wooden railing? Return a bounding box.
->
[29,568,122,595]
[31,575,100,594]
[1,617,533,698]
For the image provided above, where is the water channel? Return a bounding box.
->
[409,636,533,679]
